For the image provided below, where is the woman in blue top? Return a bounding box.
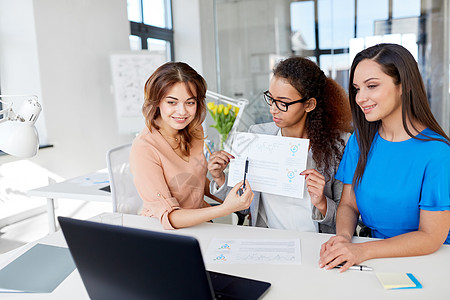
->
[319,43,450,272]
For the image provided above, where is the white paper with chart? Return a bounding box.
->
[227,132,309,198]
[205,238,301,264]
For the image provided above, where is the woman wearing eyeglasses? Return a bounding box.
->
[208,57,352,233]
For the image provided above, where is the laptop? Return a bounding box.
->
[58,217,271,300]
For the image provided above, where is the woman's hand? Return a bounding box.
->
[207,150,234,187]
[319,235,367,272]
[221,180,253,214]
[301,169,327,215]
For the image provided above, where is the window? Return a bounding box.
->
[213,0,449,134]
[127,0,174,60]
[290,0,423,89]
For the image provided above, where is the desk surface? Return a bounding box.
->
[27,170,111,203]
[1,214,449,300]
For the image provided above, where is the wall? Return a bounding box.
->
[0,0,225,181]
[0,0,46,142]
[172,0,220,144]
[0,0,135,179]
[172,0,217,91]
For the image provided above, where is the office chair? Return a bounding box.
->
[106,144,142,214]
[107,144,246,225]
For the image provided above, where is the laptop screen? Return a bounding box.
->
[59,217,270,300]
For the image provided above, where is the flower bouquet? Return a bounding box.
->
[207,102,240,150]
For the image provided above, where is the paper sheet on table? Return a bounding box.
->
[205,239,301,264]
[68,172,110,186]
[227,132,309,198]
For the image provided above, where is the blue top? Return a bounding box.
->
[336,128,450,244]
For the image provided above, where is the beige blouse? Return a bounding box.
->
[130,125,207,229]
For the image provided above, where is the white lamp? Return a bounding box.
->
[0,95,41,158]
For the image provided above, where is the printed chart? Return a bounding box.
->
[206,238,301,265]
[228,132,309,198]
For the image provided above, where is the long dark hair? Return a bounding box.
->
[349,43,450,186]
[273,57,352,179]
[142,62,207,156]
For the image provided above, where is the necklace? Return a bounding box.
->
[158,129,181,148]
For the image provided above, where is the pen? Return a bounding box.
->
[238,158,249,196]
[204,141,212,155]
[334,263,373,271]
[242,157,249,190]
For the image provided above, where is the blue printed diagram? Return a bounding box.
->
[289,143,301,156]
[236,254,296,262]
[218,243,231,250]
[214,254,227,262]
[207,238,301,265]
[286,169,297,183]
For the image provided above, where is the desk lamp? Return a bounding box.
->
[0,95,41,158]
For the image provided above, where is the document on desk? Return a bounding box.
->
[227,132,309,198]
[205,239,301,265]
[68,172,109,186]
[0,243,76,293]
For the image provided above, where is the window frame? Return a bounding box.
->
[294,0,424,68]
[129,0,174,60]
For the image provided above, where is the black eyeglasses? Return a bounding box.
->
[263,91,309,112]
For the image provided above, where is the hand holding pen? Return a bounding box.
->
[223,179,253,213]
[319,235,371,273]
[238,157,249,196]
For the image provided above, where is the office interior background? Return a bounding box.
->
[0,0,448,238]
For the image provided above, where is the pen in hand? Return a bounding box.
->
[242,157,249,190]
[238,158,249,196]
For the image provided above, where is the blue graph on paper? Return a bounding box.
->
[286,169,297,182]
[236,253,296,262]
[214,253,228,262]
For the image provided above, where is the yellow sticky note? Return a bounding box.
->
[375,272,417,289]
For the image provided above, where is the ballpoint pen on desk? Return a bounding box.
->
[334,263,373,271]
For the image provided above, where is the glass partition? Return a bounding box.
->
[213,0,449,134]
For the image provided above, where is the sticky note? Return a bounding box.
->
[375,272,422,290]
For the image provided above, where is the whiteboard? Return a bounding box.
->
[110,51,167,134]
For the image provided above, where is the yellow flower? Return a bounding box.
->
[233,106,240,115]
[227,104,232,111]
[207,102,216,110]
[218,104,224,114]
[224,106,230,115]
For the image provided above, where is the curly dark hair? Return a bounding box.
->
[273,57,352,179]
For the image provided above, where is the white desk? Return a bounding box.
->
[27,170,111,234]
[0,214,449,300]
